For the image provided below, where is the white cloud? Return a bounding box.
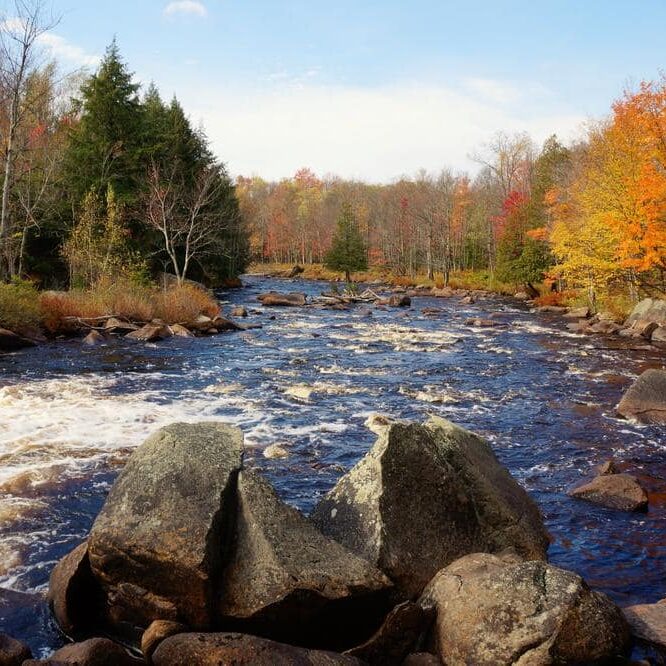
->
[37,32,99,68]
[177,81,585,182]
[163,1,208,18]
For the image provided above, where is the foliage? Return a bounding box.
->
[61,186,143,288]
[324,204,368,280]
[0,279,42,331]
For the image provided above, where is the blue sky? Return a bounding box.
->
[21,0,666,180]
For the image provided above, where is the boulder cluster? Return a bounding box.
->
[1,417,644,664]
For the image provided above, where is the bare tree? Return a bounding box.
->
[471,131,534,199]
[146,162,226,285]
[0,0,58,278]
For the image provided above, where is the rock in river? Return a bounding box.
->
[311,416,549,599]
[617,369,666,424]
[217,470,393,650]
[569,473,648,512]
[258,291,307,306]
[623,599,666,650]
[152,632,363,666]
[88,423,244,629]
[419,552,630,666]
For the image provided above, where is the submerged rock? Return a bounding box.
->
[617,369,666,424]
[624,599,666,650]
[311,417,549,598]
[569,473,648,512]
[230,306,248,317]
[258,291,307,306]
[419,552,630,666]
[88,423,244,629]
[217,470,392,650]
[152,632,363,666]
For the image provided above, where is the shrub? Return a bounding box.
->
[39,281,220,333]
[154,283,220,323]
[0,280,43,332]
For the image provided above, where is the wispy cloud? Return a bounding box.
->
[163,1,208,18]
[1,18,99,68]
[37,32,99,68]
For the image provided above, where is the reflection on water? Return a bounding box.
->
[0,276,664,654]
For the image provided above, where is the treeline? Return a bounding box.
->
[239,77,666,304]
[0,8,248,290]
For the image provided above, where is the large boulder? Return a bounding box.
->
[152,632,363,666]
[569,473,648,512]
[88,423,244,629]
[48,542,101,636]
[623,599,666,650]
[311,417,549,599]
[217,469,393,650]
[257,291,307,307]
[419,553,630,666]
[141,620,187,662]
[652,325,666,348]
[625,298,666,328]
[617,369,666,424]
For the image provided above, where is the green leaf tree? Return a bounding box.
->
[324,203,368,282]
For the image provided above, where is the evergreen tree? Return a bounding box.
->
[324,203,367,282]
[63,40,144,205]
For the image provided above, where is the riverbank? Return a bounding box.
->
[0,279,235,350]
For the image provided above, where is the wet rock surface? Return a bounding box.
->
[312,416,548,598]
[617,369,666,424]
[624,599,666,649]
[419,552,631,666]
[88,422,244,629]
[569,473,649,512]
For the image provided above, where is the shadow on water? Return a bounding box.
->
[0,275,664,655]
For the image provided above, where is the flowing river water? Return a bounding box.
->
[0,276,665,656]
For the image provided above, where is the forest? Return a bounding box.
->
[0,3,248,324]
[238,76,666,310]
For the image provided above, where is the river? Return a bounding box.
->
[0,276,664,656]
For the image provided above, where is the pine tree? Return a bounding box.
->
[63,40,144,205]
[324,203,367,282]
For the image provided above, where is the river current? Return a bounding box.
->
[0,276,664,656]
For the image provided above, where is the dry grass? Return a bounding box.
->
[40,281,220,333]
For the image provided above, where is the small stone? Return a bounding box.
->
[569,473,648,512]
[82,330,106,346]
[169,324,194,338]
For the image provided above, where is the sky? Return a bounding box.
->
[9,0,666,182]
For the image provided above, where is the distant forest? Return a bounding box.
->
[239,76,666,303]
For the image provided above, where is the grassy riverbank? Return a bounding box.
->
[0,279,220,337]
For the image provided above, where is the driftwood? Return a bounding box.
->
[315,288,382,305]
